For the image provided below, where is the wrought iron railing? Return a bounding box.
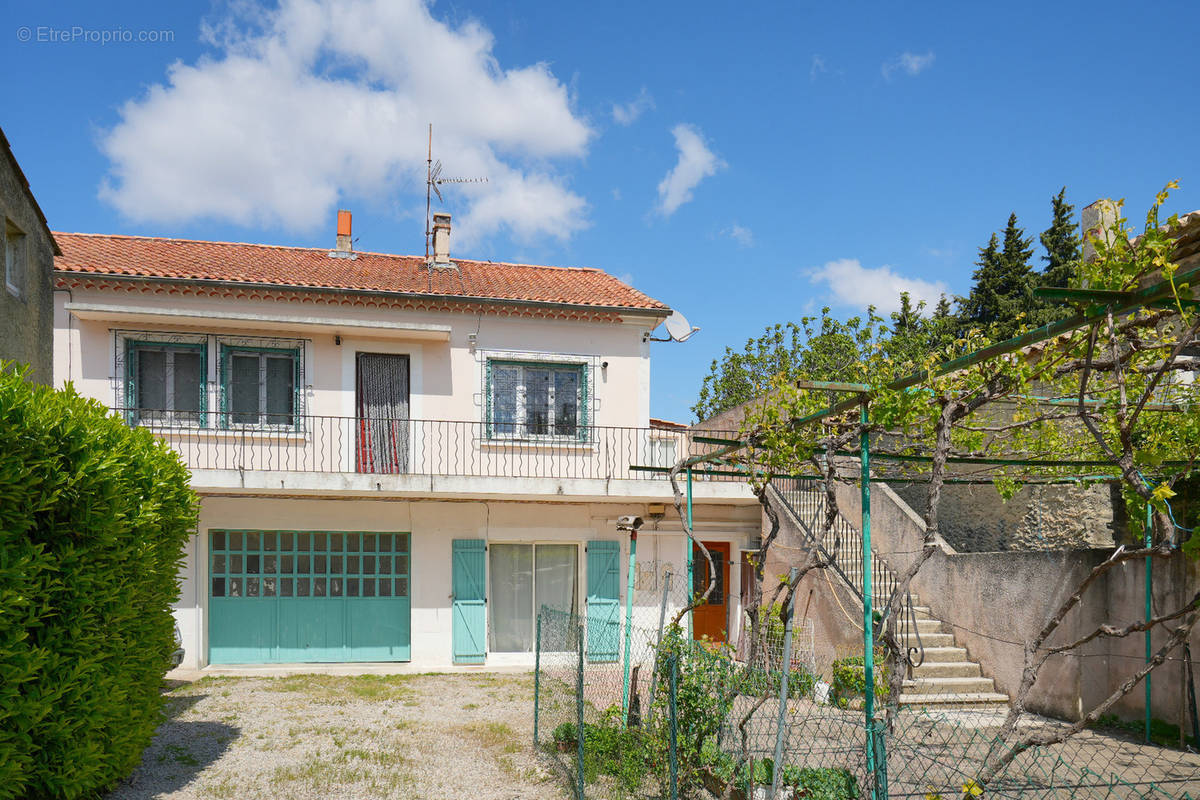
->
[113,408,739,482]
[771,477,923,666]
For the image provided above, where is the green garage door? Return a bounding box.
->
[209,530,411,664]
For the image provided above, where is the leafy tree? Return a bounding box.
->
[961,214,1037,339]
[692,309,895,422]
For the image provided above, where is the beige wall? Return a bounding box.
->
[54,287,656,428]
[821,480,1199,723]
[177,495,759,669]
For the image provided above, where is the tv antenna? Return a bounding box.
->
[425,123,488,260]
[649,309,701,343]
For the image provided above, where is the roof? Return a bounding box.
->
[52,232,669,315]
[650,417,690,431]
[1,127,60,256]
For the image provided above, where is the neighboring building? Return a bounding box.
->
[53,211,759,669]
[1,127,60,384]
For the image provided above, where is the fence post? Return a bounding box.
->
[771,567,798,800]
[622,530,638,720]
[534,608,542,748]
[668,653,679,800]
[646,571,672,721]
[1145,501,1153,744]
[860,400,886,799]
[577,621,586,800]
[686,467,694,639]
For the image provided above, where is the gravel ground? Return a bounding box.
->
[105,672,568,800]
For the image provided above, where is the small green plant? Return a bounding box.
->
[830,650,890,708]
[781,765,860,799]
[551,721,577,748]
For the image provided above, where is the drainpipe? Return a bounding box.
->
[1146,501,1154,743]
[622,529,638,719]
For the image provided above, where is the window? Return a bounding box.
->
[488,543,578,652]
[647,435,678,468]
[489,361,586,438]
[5,221,26,298]
[127,341,206,425]
[221,345,299,427]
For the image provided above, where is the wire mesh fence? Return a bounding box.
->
[534,562,1200,800]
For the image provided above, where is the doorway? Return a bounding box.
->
[691,541,731,644]
[356,353,410,473]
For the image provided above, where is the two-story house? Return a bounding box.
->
[52,211,759,670]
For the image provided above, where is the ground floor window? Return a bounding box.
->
[488,543,578,652]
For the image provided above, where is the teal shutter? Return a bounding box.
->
[586,540,620,663]
[452,540,487,664]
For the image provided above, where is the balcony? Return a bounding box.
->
[116,410,750,501]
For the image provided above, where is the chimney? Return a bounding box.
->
[432,212,452,265]
[336,209,353,252]
[1081,199,1117,262]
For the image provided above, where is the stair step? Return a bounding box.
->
[917,646,970,663]
[899,692,1010,707]
[897,619,943,635]
[911,661,981,679]
[900,632,955,648]
[902,676,996,695]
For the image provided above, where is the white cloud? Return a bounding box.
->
[881,50,935,80]
[612,87,654,126]
[656,124,724,217]
[724,224,754,247]
[810,54,828,81]
[99,0,593,247]
[808,258,948,314]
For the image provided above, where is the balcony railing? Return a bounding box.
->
[115,409,740,482]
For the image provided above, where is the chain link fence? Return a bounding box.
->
[533,563,1200,799]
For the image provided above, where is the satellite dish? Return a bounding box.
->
[651,309,700,343]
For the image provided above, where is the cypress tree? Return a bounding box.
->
[962,215,1036,339]
[1040,187,1081,289]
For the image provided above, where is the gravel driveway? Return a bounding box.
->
[106,672,568,800]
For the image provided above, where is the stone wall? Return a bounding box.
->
[891,482,1116,552]
[0,137,56,385]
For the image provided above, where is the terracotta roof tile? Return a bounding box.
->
[52,232,669,314]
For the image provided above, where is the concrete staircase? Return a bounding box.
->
[769,481,1008,709]
[895,596,1009,708]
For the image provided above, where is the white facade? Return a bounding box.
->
[53,272,759,670]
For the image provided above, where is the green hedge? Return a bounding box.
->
[0,367,197,799]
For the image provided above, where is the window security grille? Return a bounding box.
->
[217,338,305,429]
[489,361,585,439]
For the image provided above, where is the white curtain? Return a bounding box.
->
[489,543,579,653]
[536,545,578,652]
[489,544,533,652]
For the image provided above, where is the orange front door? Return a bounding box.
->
[692,542,731,644]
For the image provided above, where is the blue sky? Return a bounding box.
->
[5,0,1200,422]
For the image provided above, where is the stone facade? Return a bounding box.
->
[890,482,1115,552]
[0,130,58,385]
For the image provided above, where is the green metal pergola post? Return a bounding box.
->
[1146,501,1154,744]
[860,400,884,799]
[686,466,694,639]
[622,529,638,720]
